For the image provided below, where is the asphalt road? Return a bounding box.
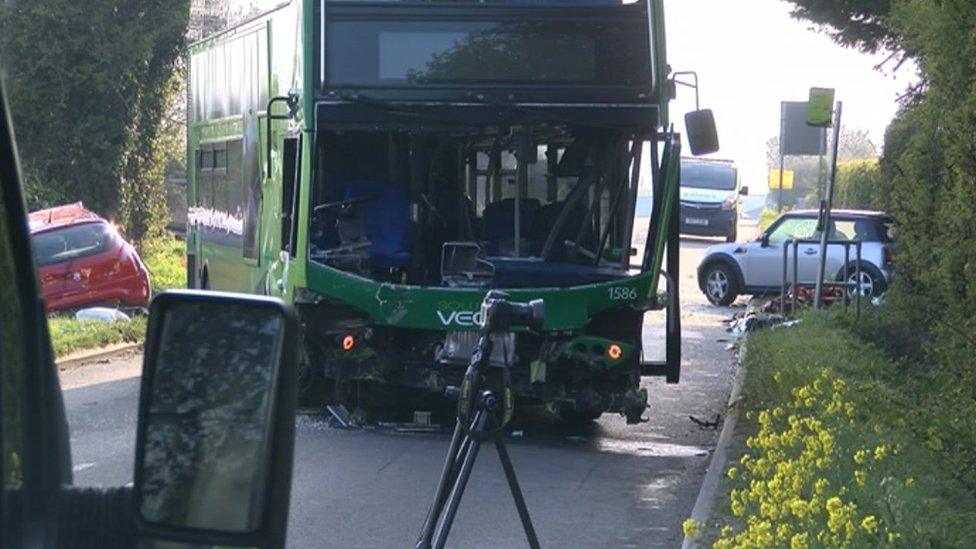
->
[62,221,755,548]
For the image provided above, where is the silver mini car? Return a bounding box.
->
[697,209,894,306]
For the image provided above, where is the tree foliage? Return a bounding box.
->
[785,0,898,54]
[788,0,976,493]
[765,128,878,207]
[0,1,190,242]
[834,158,883,210]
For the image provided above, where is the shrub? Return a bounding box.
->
[140,234,185,294]
[834,158,882,210]
[710,313,976,547]
[758,207,782,232]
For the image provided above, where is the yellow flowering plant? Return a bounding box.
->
[698,313,976,547]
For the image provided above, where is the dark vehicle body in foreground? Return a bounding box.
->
[1,82,297,547]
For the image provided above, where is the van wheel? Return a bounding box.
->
[703,263,739,306]
[725,222,738,243]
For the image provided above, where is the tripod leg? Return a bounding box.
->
[432,411,487,549]
[417,422,466,549]
[494,432,541,549]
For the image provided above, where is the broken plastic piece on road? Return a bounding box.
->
[771,319,803,330]
[326,404,353,428]
[727,313,785,337]
[689,414,721,430]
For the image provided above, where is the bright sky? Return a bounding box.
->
[665,0,914,195]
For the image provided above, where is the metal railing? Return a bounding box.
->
[780,238,862,318]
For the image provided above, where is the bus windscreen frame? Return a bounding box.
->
[317,2,656,101]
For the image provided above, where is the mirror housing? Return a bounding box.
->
[684,109,719,156]
[759,233,770,248]
[739,186,749,196]
[133,290,298,549]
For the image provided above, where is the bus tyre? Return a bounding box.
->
[702,262,738,306]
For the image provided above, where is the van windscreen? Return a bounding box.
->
[681,162,736,191]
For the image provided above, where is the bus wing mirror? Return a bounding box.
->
[740,186,749,196]
[685,109,719,156]
[133,290,298,549]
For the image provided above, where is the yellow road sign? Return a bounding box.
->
[769,169,794,190]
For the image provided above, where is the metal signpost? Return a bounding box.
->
[810,89,841,308]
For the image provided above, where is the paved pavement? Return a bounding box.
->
[62,221,756,548]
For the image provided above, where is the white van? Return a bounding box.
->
[679,158,747,242]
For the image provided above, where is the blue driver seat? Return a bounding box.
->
[344,180,412,269]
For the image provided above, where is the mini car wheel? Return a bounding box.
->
[703,262,738,306]
[840,263,886,298]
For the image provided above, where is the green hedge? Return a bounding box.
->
[833,159,882,211]
[693,312,976,547]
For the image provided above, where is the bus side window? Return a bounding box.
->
[196,144,214,209]
[212,141,231,215]
[281,136,301,257]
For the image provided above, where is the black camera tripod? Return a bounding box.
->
[416,296,541,549]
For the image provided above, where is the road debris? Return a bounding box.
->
[689,414,721,430]
[326,404,354,428]
[75,307,131,322]
[728,312,785,337]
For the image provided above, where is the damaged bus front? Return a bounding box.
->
[186,0,715,424]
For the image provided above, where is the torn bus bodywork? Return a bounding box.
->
[185,0,699,424]
[295,123,684,423]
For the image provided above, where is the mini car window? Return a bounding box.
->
[831,220,856,241]
[834,219,884,242]
[32,222,114,267]
[768,217,819,243]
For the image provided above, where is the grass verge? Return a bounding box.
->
[48,316,146,359]
[686,312,976,547]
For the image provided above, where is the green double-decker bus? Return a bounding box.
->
[186,0,708,423]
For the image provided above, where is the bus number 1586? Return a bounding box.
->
[608,287,638,300]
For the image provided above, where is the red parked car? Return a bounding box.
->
[28,202,151,313]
